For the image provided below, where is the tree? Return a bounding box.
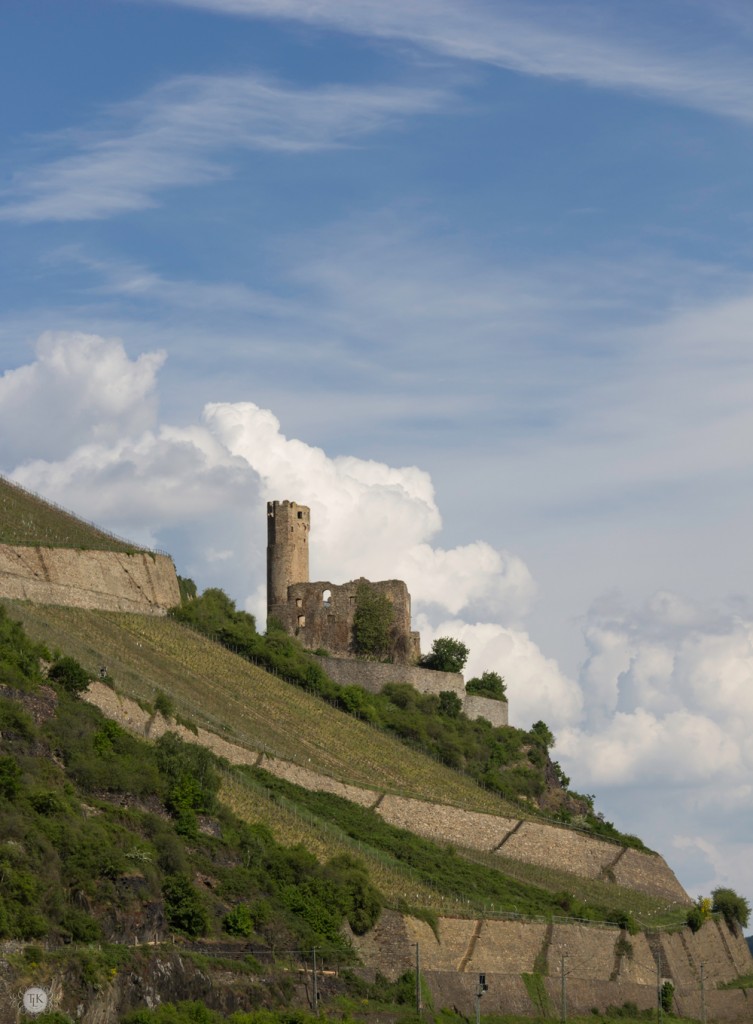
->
[465,670,507,701]
[529,720,555,750]
[712,887,750,930]
[420,637,469,673]
[352,583,396,661]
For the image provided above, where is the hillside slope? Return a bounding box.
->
[5,600,690,914]
[0,474,146,552]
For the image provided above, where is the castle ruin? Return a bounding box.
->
[266,499,420,663]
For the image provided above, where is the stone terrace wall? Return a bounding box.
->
[463,692,509,727]
[0,544,180,614]
[315,654,464,697]
[349,915,753,1021]
[84,683,687,903]
[314,655,508,727]
[87,684,753,1019]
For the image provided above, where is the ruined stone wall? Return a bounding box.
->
[273,577,418,663]
[0,544,180,614]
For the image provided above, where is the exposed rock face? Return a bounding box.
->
[0,545,180,614]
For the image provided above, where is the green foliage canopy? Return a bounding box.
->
[419,636,469,673]
[351,582,396,660]
[48,656,90,695]
[465,670,507,701]
[712,887,751,929]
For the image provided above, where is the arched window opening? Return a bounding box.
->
[322,589,332,608]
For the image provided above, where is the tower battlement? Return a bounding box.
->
[266,500,310,614]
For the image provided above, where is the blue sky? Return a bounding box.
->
[2,0,753,925]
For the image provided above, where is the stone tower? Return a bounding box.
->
[266,500,310,617]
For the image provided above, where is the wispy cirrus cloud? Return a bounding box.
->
[0,73,446,222]
[156,0,753,124]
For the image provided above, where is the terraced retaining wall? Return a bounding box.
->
[83,683,686,903]
[350,910,753,1021]
[314,654,509,727]
[0,544,180,614]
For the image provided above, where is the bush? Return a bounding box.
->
[661,980,674,1013]
[465,670,507,701]
[687,895,712,933]
[48,656,90,695]
[607,908,639,935]
[712,887,750,930]
[154,691,175,719]
[437,691,462,718]
[0,756,22,800]
[419,637,469,673]
[222,903,255,937]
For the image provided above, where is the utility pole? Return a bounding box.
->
[560,953,568,1023]
[700,963,706,1024]
[414,942,421,1016]
[312,949,319,1016]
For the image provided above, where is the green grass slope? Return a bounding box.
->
[5,601,516,814]
[0,474,146,552]
[2,600,689,929]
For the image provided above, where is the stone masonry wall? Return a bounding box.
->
[0,544,180,614]
[276,578,419,663]
[314,655,509,727]
[349,915,753,1021]
[83,683,687,904]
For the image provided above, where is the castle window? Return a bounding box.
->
[297,614,306,628]
[295,598,302,608]
[297,511,303,519]
[322,589,331,608]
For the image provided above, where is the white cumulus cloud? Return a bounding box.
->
[0,332,164,462]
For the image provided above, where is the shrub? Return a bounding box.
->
[437,691,462,718]
[607,909,638,935]
[154,691,175,719]
[687,895,712,933]
[0,756,22,800]
[661,980,674,1013]
[420,637,469,673]
[465,670,507,701]
[712,887,751,930]
[222,903,255,937]
[48,656,90,695]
